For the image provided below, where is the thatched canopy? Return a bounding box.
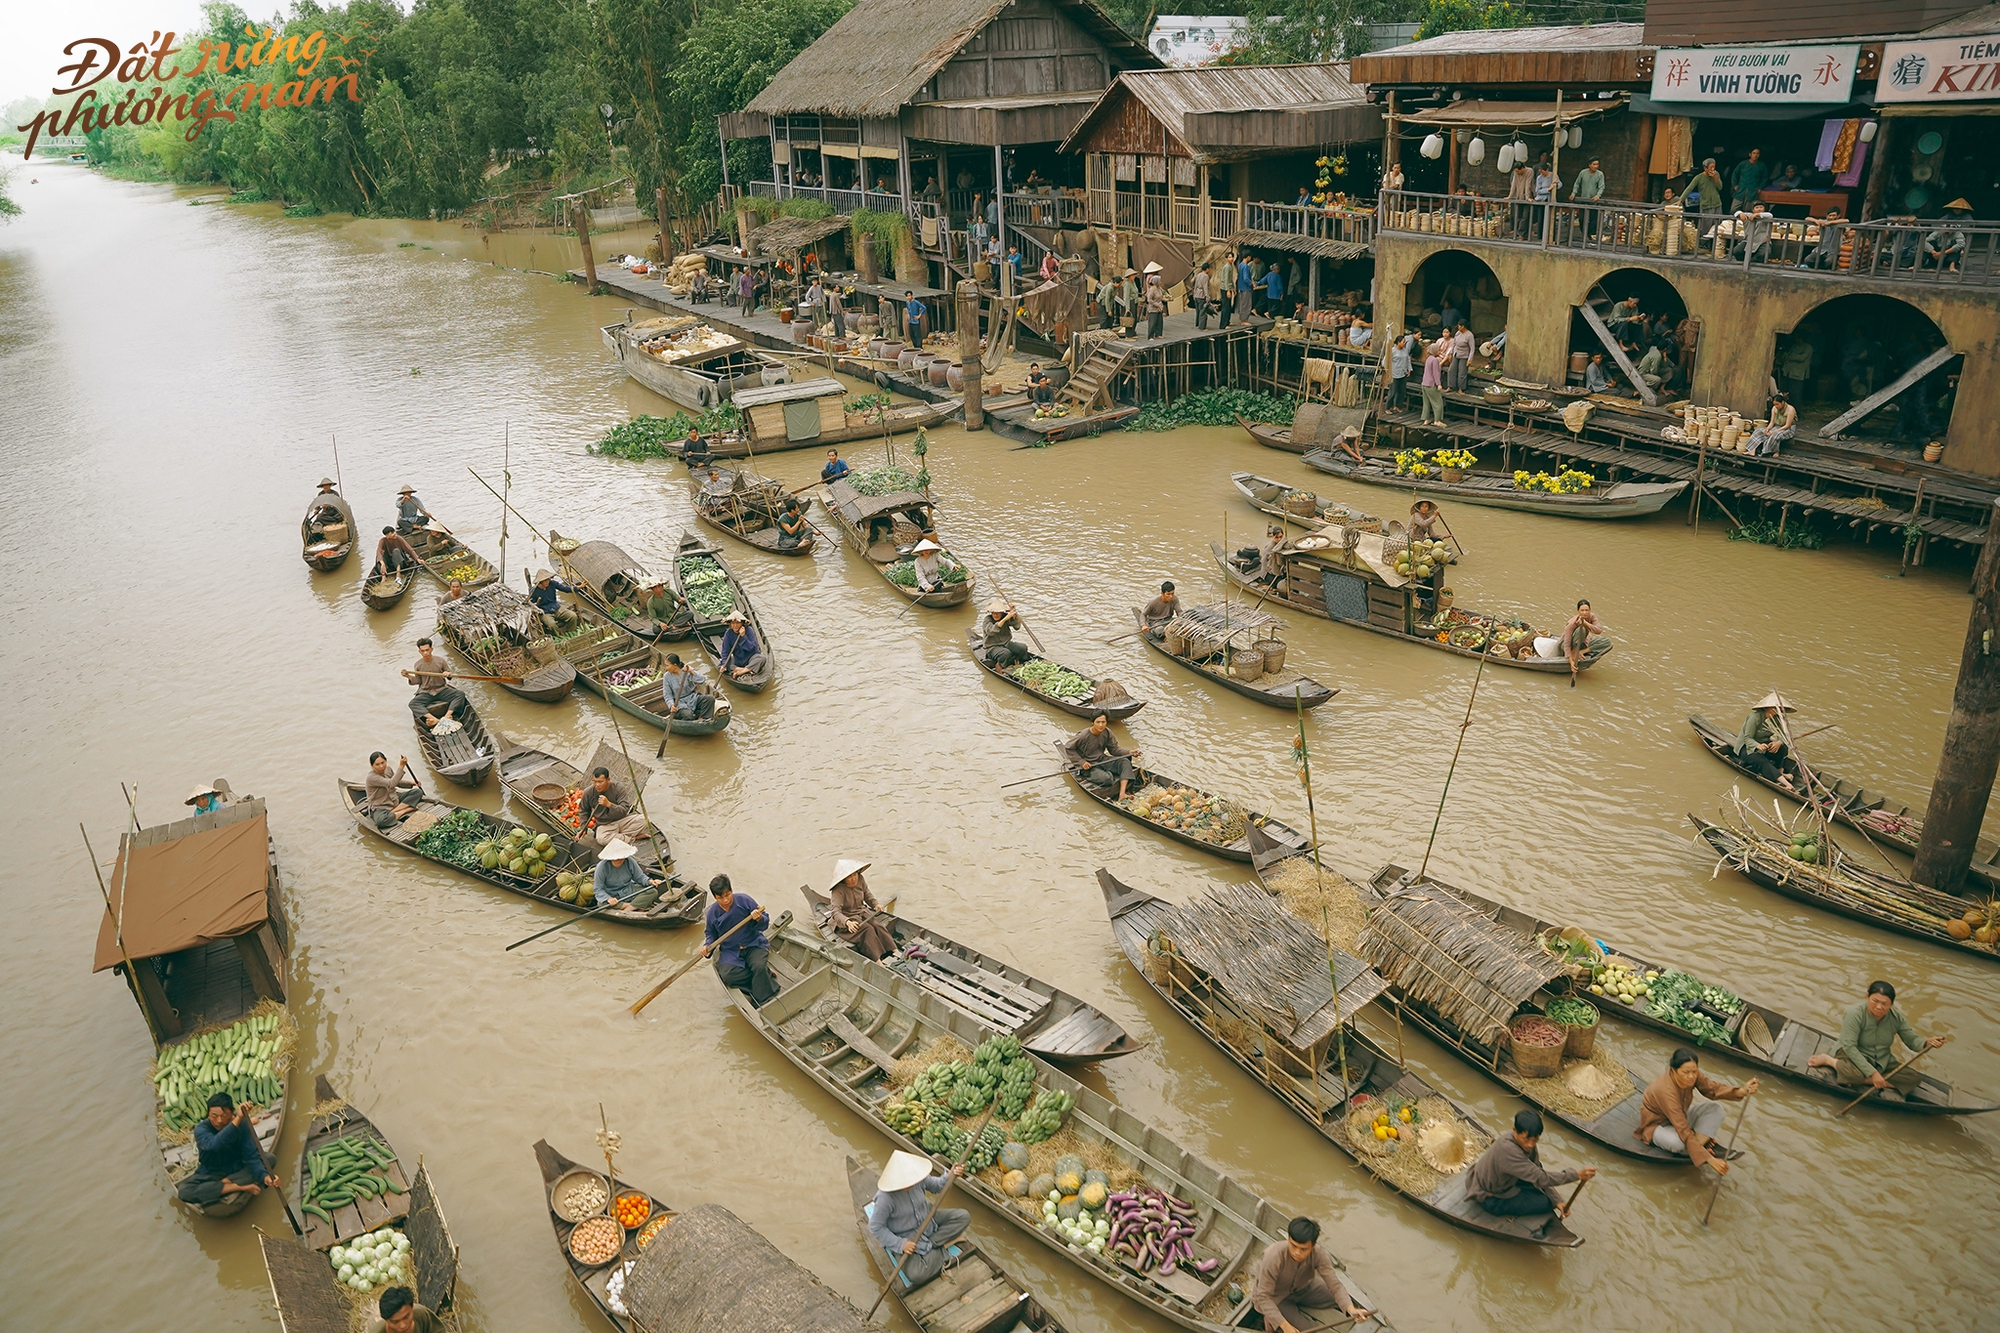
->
[1356,878,1568,1046]
[828,478,933,524]
[564,540,654,594]
[622,1204,870,1333]
[438,583,533,635]
[744,0,1150,119]
[748,214,851,253]
[1162,882,1386,1049]
[258,1234,349,1333]
[1226,227,1371,262]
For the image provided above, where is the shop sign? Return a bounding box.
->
[1876,34,2000,103]
[1651,45,1859,105]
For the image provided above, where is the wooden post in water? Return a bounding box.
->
[575,193,600,295]
[1912,497,2000,895]
[957,279,984,431]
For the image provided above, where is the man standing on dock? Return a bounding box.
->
[1189,262,1211,330]
[1234,252,1254,326]
[905,292,927,346]
[1143,262,1166,340]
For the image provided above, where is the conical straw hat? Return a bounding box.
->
[878,1150,934,1192]
[1418,1122,1471,1173]
[1753,691,1795,712]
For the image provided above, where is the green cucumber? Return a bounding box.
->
[301,1202,332,1222]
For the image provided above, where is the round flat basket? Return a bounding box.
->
[1345,1106,1401,1157]
[567,1214,624,1269]
[534,783,569,806]
[551,1168,611,1222]
[551,538,581,555]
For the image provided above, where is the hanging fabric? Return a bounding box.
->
[1649,116,1694,178]
[1831,119,1861,174]
[1835,140,1869,189]
[1814,120,1842,173]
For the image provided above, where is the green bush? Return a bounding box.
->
[778,198,835,219]
[1122,389,1296,432]
[590,406,742,460]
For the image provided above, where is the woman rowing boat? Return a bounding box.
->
[826,859,895,961]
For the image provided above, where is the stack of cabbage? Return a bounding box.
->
[675,557,737,621]
[155,1012,285,1132]
[329,1228,413,1294]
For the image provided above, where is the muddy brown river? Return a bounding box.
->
[4,167,1995,1332]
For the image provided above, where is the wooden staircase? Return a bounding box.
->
[1579,285,1659,407]
[1060,342,1133,411]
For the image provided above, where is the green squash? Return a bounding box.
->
[998,1142,1030,1173]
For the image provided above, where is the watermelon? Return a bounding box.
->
[998,1142,1030,1172]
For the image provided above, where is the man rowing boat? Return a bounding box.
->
[978,600,1030,668]
[866,1151,969,1289]
[1249,1216,1373,1332]
[703,874,776,1005]
[1141,581,1177,631]
[1465,1109,1594,1225]
[404,637,467,727]
[1063,715,1141,801]
[394,486,435,536]
[1807,979,1946,1100]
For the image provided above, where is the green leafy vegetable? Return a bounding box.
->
[1122,389,1296,433]
[590,406,742,461]
[1009,659,1093,699]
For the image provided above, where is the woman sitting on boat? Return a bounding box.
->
[1258,525,1287,586]
[593,839,664,912]
[1064,715,1142,801]
[910,538,950,593]
[362,752,421,830]
[1807,979,1947,1099]
[828,858,896,960]
[1733,692,1799,788]
[1407,500,1441,543]
[716,614,766,681]
[1560,599,1609,687]
[1637,1049,1756,1174]
[867,1152,970,1290]
[979,600,1031,667]
[775,498,809,550]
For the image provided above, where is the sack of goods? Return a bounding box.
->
[662,253,711,295]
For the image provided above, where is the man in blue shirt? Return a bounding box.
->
[821,448,850,483]
[1263,264,1285,319]
[660,654,717,721]
[702,874,777,1005]
[715,613,765,681]
[905,292,927,345]
[178,1092,278,1208]
[529,569,579,634]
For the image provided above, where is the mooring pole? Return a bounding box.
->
[1912,497,2000,895]
[958,279,984,430]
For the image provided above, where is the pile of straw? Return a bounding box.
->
[1357,1096,1492,1200]
[1509,1045,1634,1119]
[888,1034,970,1088]
[1265,856,1370,954]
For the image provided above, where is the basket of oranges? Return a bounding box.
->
[614,1191,652,1230]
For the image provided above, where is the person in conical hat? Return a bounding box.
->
[592,837,663,912]
[316,477,338,492]
[867,1151,970,1290]
[395,486,433,536]
[185,783,223,816]
[827,858,895,960]
[978,597,1030,669]
[910,536,949,595]
[1924,201,1972,272]
[1734,692,1800,788]
[529,567,579,635]
[1407,498,1441,543]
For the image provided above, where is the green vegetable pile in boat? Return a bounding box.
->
[847,463,923,497]
[1545,997,1599,1027]
[154,1010,287,1132]
[410,807,489,869]
[1644,970,1745,1044]
[1008,659,1094,699]
[675,556,737,620]
[303,1136,407,1226]
[885,557,966,586]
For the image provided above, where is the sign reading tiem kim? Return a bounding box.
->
[1876,34,2000,103]
[1651,45,1859,105]
[15,28,364,160]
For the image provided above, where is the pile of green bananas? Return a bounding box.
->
[1015,1088,1075,1144]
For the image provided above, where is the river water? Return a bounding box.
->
[4,166,1995,1333]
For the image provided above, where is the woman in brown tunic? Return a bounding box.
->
[828,859,896,961]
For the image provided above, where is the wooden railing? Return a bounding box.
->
[1240,201,1376,248]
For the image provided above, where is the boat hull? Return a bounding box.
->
[1300,451,1685,519]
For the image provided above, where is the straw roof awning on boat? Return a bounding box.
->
[1356,876,1569,1046]
[1163,601,1285,643]
[93,801,272,971]
[1161,883,1386,1049]
[258,1234,350,1333]
[1225,227,1371,262]
[438,583,533,633]
[622,1204,871,1333]
[827,478,933,524]
[564,540,655,592]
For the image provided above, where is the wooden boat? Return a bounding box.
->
[361,560,416,611]
[965,626,1145,721]
[1396,874,1998,1116]
[435,585,578,703]
[1099,870,1582,1247]
[532,1139,677,1329]
[1237,416,1310,454]
[411,696,496,787]
[1690,815,2000,967]
[1299,449,1686,520]
[1689,714,2000,893]
[1208,541,1610,676]
[688,465,817,556]
[1129,605,1337,711]
[302,486,355,571]
[845,1156,1073,1333]
[495,734,676,876]
[93,797,290,1218]
[599,311,773,411]
[550,532,692,641]
[262,1106,457,1332]
[568,606,733,738]
[670,531,777,692]
[659,377,959,457]
[736,928,1392,1333]
[801,885,1139,1065]
[823,477,974,608]
[1056,742,1309,864]
[1232,472,1463,562]
[407,525,500,591]
[338,780,701,928]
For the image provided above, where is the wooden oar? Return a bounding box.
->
[1000,768,1074,790]
[1560,1176,1589,1216]
[1698,1096,1753,1226]
[986,577,1045,654]
[1834,1040,1947,1116]
[504,882,677,951]
[864,1100,1002,1320]
[402,669,524,685]
[628,909,790,1016]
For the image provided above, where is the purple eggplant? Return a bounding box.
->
[1194,1257,1220,1276]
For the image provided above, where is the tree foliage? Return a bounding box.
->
[1413,0,1522,40]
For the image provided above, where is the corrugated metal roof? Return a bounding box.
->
[1059,63,1368,157]
[1380,22,1647,56]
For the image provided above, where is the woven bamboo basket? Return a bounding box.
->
[1251,639,1286,672]
[551,1168,612,1222]
[1228,648,1265,680]
[1506,1027,1565,1079]
[1557,1001,1599,1059]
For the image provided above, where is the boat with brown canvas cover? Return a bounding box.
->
[800,884,1138,1065]
[1130,604,1337,711]
[550,532,693,640]
[434,584,578,703]
[406,524,499,591]
[823,476,973,608]
[846,1154,1073,1333]
[1098,870,1583,1247]
[670,530,777,692]
[1055,742,1310,863]
[302,484,355,571]
[259,1152,456,1333]
[337,780,702,928]
[965,625,1146,721]
[1388,871,1998,1116]
[657,377,958,457]
[1689,712,2000,894]
[733,926,1394,1332]
[688,465,817,556]
[90,796,291,1218]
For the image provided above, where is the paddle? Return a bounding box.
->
[504,878,682,951]
[1698,1096,1753,1226]
[402,669,525,685]
[864,1101,1002,1320]
[1834,1039,1948,1116]
[1787,722,1841,745]
[986,577,1046,654]
[1560,1176,1590,1216]
[1429,508,1466,558]
[1000,769,1075,790]
[628,909,791,1016]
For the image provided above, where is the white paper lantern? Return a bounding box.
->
[1569,125,1584,149]
[1465,136,1486,166]
[1859,121,1878,143]
[1496,143,1515,173]
[1420,133,1444,160]
[1511,139,1528,163]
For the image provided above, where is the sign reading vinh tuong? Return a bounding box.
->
[15,27,366,160]
[1651,45,1860,106]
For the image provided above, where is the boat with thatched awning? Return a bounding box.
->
[435,585,578,703]
[824,476,973,608]
[551,533,690,640]
[1099,869,1582,1246]
[259,1151,457,1332]
[1131,602,1337,710]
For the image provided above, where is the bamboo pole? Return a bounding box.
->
[1295,689,1349,1102]
[1419,648,1489,879]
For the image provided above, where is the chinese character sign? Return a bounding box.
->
[1650,45,1859,104]
[1876,34,2000,103]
